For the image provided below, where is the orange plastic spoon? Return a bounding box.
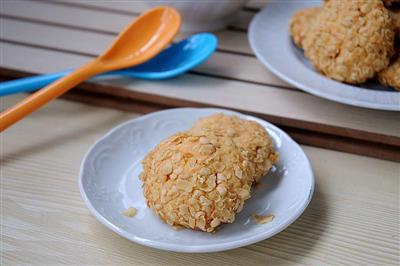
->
[0,6,181,132]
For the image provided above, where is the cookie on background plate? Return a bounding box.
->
[289,7,320,49]
[303,0,394,84]
[378,56,400,91]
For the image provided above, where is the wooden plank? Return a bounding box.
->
[194,52,291,88]
[49,0,147,14]
[6,69,400,163]
[0,0,253,54]
[2,83,390,160]
[231,10,253,31]
[1,18,111,55]
[0,42,89,73]
[2,94,399,265]
[49,0,261,21]
[1,42,400,147]
[1,0,131,33]
[0,4,264,80]
[46,0,251,30]
[48,89,400,161]
[0,15,289,87]
[215,30,252,55]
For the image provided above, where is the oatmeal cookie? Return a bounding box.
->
[303,0,395,84]
[289,7,320,48]
[378,55,400,91]
[140,114,278,232]
[190,114,278,182]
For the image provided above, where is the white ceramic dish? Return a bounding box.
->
[79,108,314,253]
[248,0,400,111]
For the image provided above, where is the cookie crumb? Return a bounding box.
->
[172,225,184,231]
[122,207,137,218]
[252,214,274,224]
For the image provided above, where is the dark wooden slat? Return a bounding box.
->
[62,91,400,163]
[1,68,399,162]
[242,6,260,12]
[2,68,399,147]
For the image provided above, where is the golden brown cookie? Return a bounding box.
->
[190,114,277,183]
[303,0,395,84]
[289,7,320,49]
[378,56,400,91]
[140,114,278,232]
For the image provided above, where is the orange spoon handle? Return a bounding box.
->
[0,60,102,132]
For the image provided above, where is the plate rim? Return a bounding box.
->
[248,2,400,111]
[78,107,315,253]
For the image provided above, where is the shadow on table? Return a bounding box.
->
[1,106,131,165]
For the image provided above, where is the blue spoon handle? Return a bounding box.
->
[0,69,129,96]
[0,70,73,96]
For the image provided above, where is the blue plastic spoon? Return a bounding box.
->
[0,33,217,96]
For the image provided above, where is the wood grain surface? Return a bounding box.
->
[1,94,399,265]
[1,0,399,159]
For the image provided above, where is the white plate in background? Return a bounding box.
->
[79,108,314,252]
[249,0,400,111]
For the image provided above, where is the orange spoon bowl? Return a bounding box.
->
[101,6,181,67]
[0,6,181,132]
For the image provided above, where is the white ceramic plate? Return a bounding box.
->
[248,0,400,111]
[79,108,314,253]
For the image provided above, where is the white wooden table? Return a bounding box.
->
[1,1,400,265]
[2,94,399,265]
